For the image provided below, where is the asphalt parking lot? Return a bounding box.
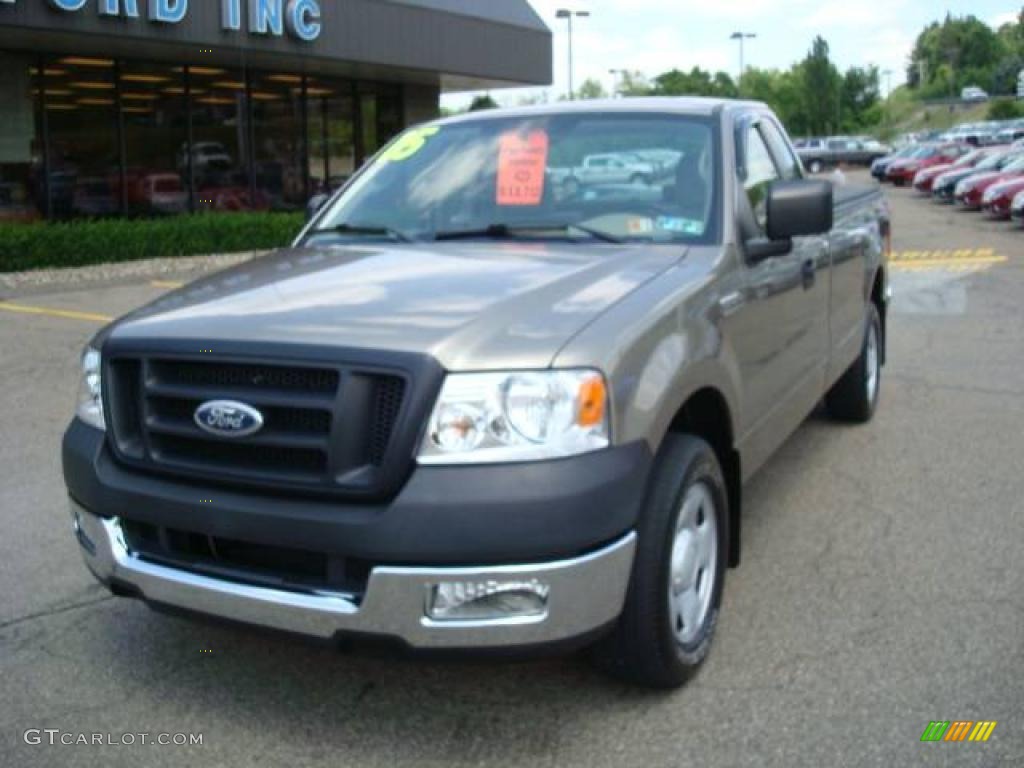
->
[1,174,1022,767]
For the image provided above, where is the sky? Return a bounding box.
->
[441,0,1020,108]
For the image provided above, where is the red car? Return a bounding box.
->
[980,175,1024,219]
[954,155,1024,210]
[887,143,969,186]
[913,148,993,194]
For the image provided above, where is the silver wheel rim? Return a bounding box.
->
[865,323,880,404]
[669,482,718,646]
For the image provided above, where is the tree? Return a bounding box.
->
[988,99,1022,120]
[649,67,737,98]
[840,66,881,131]
[615,70,651,97]
[907,14,1008,96]
[468,94,498,111]
[576,78,608,100]
[800,37,842,135]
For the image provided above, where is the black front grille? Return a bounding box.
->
[105,354,413,497]
[121,519,371,596]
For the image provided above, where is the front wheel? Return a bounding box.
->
[809,160,824,174]
[591,434,728,688]
[826,303,882,422]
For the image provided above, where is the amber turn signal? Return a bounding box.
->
[577,375,607,428]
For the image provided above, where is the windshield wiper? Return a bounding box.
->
[308,223,414,243]
[434,223,623,244]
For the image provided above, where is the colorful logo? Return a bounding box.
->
[921,721,997,743]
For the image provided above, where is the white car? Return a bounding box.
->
[1011,188,1024,223]
[961,86,989,103]
[177,142,233,174]
[575,153,658,186]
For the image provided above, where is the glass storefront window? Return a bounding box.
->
[3,47,414,222]
[0,52,43,225]
[250,72,305,211]
[307,80,355,193]
[188,65,254,212]
[47,55,119,219]
[121,61,188,216]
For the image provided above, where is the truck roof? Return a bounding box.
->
[436,97,770,126]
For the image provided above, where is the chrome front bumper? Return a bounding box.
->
[71,501,636,649]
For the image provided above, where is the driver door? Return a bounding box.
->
[727,117,831,473]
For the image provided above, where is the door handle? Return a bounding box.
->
[801,258,816,290]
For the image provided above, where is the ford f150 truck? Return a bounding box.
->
[64,98,889,688]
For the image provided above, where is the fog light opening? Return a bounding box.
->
[428,579,550,621]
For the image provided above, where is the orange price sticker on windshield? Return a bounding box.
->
[497,130,549,206]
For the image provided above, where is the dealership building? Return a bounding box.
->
[0,0,551,221]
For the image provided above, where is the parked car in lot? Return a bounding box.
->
[1011,189,1024,224]
[886,143,969,186]
[63,98,890,689]
[932,149,1023,202]
[872,145,920,181]
[797,136,888,173]
[981,174,1024,218]
[955,154,1024,209]
[913,148,994,193]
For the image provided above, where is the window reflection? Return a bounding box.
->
[47,55,118,219]
[189,66,257,212]
[0,53,42,223]
[4,48,411,222]
[122,61,188,215]
[251,72,304,210]
[307,81,355,194]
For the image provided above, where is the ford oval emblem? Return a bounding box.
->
[193,400,264,438]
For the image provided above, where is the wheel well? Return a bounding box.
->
[667,388,742,567]
[871,269,886,364]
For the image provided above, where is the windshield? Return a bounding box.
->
[977,153,1006,171]
[954,150,984,167]
[1003,156,1024,173]
[310,112,720,245]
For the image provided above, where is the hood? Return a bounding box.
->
[988,177,1024,197]
[920,163,954,179]
[106,242,684,370]
[937,167,980,187]
[960,171,1002,188]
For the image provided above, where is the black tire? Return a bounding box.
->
[591,434,729,688]
[809,160,823,174]
[826,303,882,423]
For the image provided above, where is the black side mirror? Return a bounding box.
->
[306,193,329,222]
[766,179,833,241]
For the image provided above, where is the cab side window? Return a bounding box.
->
[761,120,803,180]
[741,125,781,232]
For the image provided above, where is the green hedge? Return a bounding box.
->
[0,212,305,273]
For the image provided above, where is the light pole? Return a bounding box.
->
[556,9,590,100]
[882,69,894,132]
[730,31,756,90]
[609,68,624,98]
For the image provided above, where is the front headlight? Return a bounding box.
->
[418,369,609,464]
[76,346,105,431]
[982,187,999,203]
[955,180,971,196]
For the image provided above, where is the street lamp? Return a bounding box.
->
[556,8,590,100]
[730,31,756,88]
[609,68,624,98]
